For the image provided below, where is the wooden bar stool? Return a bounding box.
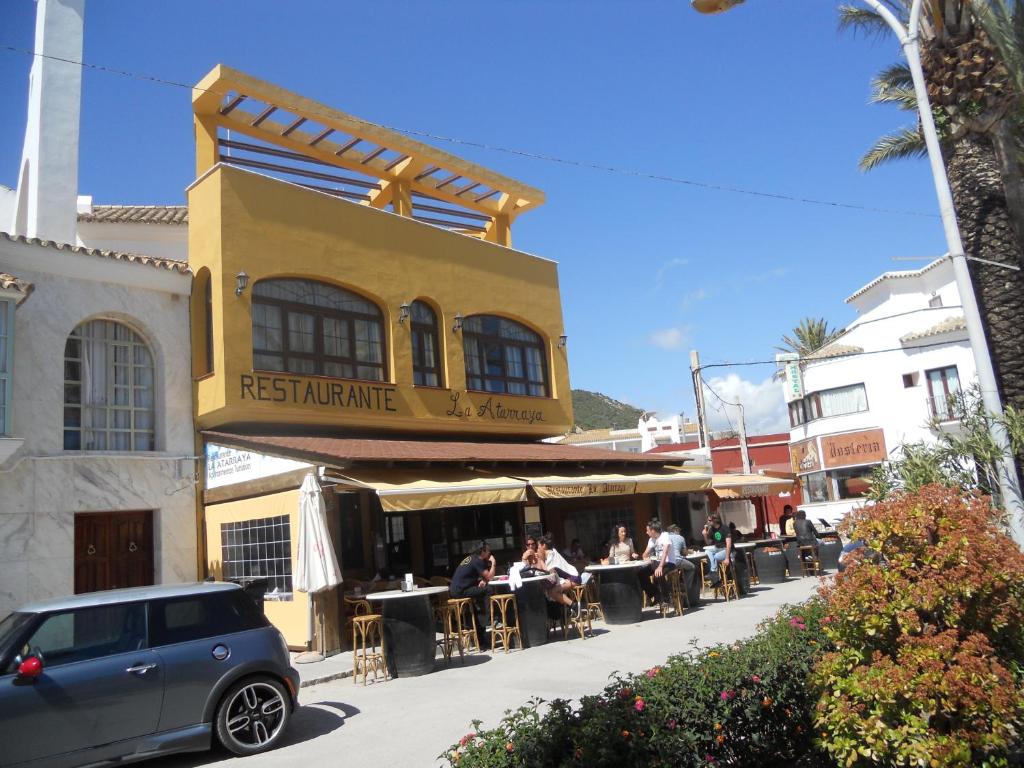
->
[435,598,463,665]
[563,585,592,639]
[447,596,481,654]
[713,560,739,602]
[584,577,605,623]
[344,597,371,650]
[351,614,388,686]
[799,546,821,577]
[746,551,760,585]
[488,593,522,653]
[665,569,687,616]
[699,559,714,593]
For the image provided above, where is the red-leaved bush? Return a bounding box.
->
[813,484,1024,767]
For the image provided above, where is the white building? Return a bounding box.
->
[0,0,196,616]
[785,257,974,525]
[551,413,700,453]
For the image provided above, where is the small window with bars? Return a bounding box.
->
[220,514,293,599]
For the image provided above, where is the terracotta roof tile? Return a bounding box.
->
[203,431,677,467]
[0,272,33,303]
[78,205,189,225]
[0,232,191,274]
[900,315,966,343]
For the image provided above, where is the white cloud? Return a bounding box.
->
[652,258,690,291]
[648,327,688,350]
[680,287,709,311]
[702,373,788,435]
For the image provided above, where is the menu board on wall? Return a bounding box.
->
[821,429,887,469]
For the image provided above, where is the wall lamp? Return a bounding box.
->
[452,312,464,334]
[235,271,249,297]
[558,334,568,349]
[398,302,411,324]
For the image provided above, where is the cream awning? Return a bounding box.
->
[327,469,528,512]
[711,473,794,499]
[508,468,711,499]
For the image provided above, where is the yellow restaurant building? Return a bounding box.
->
[187,66,710,650]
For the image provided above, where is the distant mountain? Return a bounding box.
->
[571,390,645,431]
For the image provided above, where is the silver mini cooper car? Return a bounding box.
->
[0,583,300,768]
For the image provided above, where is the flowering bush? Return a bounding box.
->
[441,602,831,767]
[812,484,1024,767]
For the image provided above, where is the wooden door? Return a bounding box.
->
[74,511,154,594]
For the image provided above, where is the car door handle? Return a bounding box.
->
[126,663,157,676]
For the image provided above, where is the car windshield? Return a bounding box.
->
[0,612,33,652]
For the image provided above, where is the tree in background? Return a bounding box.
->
[840,0,1024,442]
[775,317,841,357]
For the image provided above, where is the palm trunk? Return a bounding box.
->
[945,134,1024,475]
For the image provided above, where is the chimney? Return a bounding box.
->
[11,0,85,244]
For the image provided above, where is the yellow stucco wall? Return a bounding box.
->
[204,488,310,648]
[190,165,573,438]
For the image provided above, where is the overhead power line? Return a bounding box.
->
[0,44,941,220]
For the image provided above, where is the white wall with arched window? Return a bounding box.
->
[63,319,156,451]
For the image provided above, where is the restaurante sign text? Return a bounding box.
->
[240,374,398,412]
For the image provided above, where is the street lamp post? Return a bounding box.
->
[692,0,1024,544]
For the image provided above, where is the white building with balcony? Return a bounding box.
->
[785,257,974,525]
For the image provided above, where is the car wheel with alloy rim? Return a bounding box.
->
[215,675,291,756]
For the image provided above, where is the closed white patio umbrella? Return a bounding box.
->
[295,473,343,660]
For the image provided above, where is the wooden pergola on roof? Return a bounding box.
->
[192,65,544,246]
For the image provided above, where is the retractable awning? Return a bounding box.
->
[325,469,528,512]
[509,468,711,499]
[711,474,794,499]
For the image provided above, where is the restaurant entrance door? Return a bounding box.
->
[384,512,412,575]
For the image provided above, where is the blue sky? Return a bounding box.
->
[0,0,947,433]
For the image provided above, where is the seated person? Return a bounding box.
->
[639,519,678,607]
[567,539,587,562]
[667,523,696,586]
[777,505,794,540]
[449,541,496,647]
[536,534,579,610]
[521,535,540,569]
[606,524,638,564]
[702,513,733,587]
[793,510,822,554]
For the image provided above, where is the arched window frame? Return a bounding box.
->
[251,278,387,382]
[63,319,156,451]
[462,314,549,397]
[410,300,442,387]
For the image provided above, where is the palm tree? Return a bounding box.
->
[775,317,841,357]
[841,0,1024,431]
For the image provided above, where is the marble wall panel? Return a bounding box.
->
[26,556,74,603]
[0,560,28,615]
[0,514,32,561]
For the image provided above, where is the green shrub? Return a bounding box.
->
[812,484,1024,768]
[442,602,831,767]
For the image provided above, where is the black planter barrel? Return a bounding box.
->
[684,554,707,604]
[753,548,787,583]
[818,540,842,572]
[368,586,449,677]
[784,542,803,578]
[731,549,751,595]
[586,562,646,624]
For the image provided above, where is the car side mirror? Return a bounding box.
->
[16,655,43,681]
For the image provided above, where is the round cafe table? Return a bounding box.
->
[585,561,649,624]
[488,574,551,648]
[367,585,449,677]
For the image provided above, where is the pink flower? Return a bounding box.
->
[666,718,677,730]
[789,617,806,629]
[751,674,761,683]
[705,755,716,763]
[459,734,472,747]
[646,666,661,678]
[720,690,735,701]
[634,698,646,712]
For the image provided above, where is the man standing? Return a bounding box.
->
[450,541,496,648]
[702,513,732,587]
[640,519,677,609]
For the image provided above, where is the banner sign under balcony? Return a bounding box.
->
[821,428,887,469]
[776,353,803,403]
[206,442,310,489]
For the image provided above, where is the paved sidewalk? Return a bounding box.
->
[155,578,822,768]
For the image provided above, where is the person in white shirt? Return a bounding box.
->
[536,534,579,608]
[640,519,678,608]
